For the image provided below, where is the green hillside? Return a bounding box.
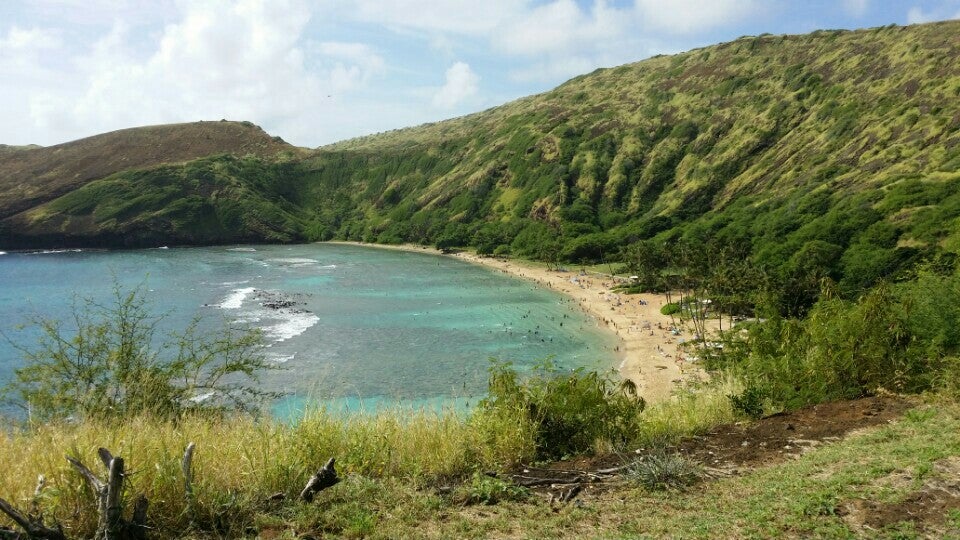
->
[2,22,959,295]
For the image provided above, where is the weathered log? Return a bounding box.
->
[182,443,196,501]
[101,457,124,539]
[66,456,104,493]
[558,484,582,503]
[0,497,65,540]
[299,458,340,502]
[97,449,114,470]
[130,496,148,539]
[31,476,45,516]
[67,449,148,540]
[514,476,583,487]
[180,442,197,525]
[595,464,633,475]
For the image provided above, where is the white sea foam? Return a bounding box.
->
[36,249,82,254]
[0,251,6,255]
[269,353,296,364]
[219,287,255,309]
[221,280,251,286]
[189,391,216,404]
[227,247,257,252]
[268,257,318,265]
[264,311,320,342]
[321,264,337,269]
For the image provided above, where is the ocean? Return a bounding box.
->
[0,243,618,417]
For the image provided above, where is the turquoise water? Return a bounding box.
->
[0,244,618,417]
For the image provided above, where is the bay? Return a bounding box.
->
[0,243,618,417]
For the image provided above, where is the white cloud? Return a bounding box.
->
[914,5,960,24]
[1,0,877,147]
[1,0,399,146]
[339,0,525,36]
[432,61,479,109]
[0,26,62,51]
[633,0,760,34]
[844,0,869,17]
[494,0,626,56]
[312,41,386,92]
[907,6,933,23]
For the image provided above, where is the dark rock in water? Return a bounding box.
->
[254,289,306,311]
[263,300,297,310]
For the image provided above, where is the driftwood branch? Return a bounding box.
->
[515,476,583,487]
[101,457,124,538]
[31,476,45,514]
[181,442,197,525]
[130,497,148,533]
[300,458,340,502]
[97,449,114,470]
[558,484,582,503]
[67,449,147,540]
[66,456,105,493]
[0,497,65,540]
[182,443,195,501]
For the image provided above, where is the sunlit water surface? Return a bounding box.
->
[0,244,618,418]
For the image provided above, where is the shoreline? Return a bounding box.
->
[327,241,705,403]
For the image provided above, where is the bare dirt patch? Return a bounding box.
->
[674,395,913,470]
[840,457,960,538]
[505,396,914,503]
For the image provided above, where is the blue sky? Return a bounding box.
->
[1,0,958,148]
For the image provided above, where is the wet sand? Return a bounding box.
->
[328,242,708,403]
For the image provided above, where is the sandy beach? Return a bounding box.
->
[329,242,708,403]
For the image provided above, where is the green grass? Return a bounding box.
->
[0,373,739,538]
[3,383,959,538]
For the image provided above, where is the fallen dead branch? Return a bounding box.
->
[300,458,340,503]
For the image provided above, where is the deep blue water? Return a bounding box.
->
[0,244,618,416]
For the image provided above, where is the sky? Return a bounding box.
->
[1,1,959,148]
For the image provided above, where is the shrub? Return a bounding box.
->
[729,386,766,419]
[462,471,527,505]
[626,453,702,491]
[660,303,681,316]
[715,269,960,409]
[2,282,279,421]
[478,360,645,461]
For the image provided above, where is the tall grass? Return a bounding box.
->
[0,405,530,537]
[0,371,751,537]
[635,375,742,445]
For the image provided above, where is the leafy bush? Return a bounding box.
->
[660,303,681,316]
[715,268,960,409]
[462,471,527,505]
[2,282,279,421]
[728,386,766,419]
[478,360,645,461]
[626,453,702,491]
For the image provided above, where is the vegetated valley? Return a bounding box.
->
[2,20,960,539]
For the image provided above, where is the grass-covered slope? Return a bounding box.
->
[305,22,960,274]
[2,22,959,285]
[0,121,301,247]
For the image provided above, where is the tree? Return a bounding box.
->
[2,282,280,421]
[623,240,665,292]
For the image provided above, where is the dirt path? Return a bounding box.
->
[673,395,912,469]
